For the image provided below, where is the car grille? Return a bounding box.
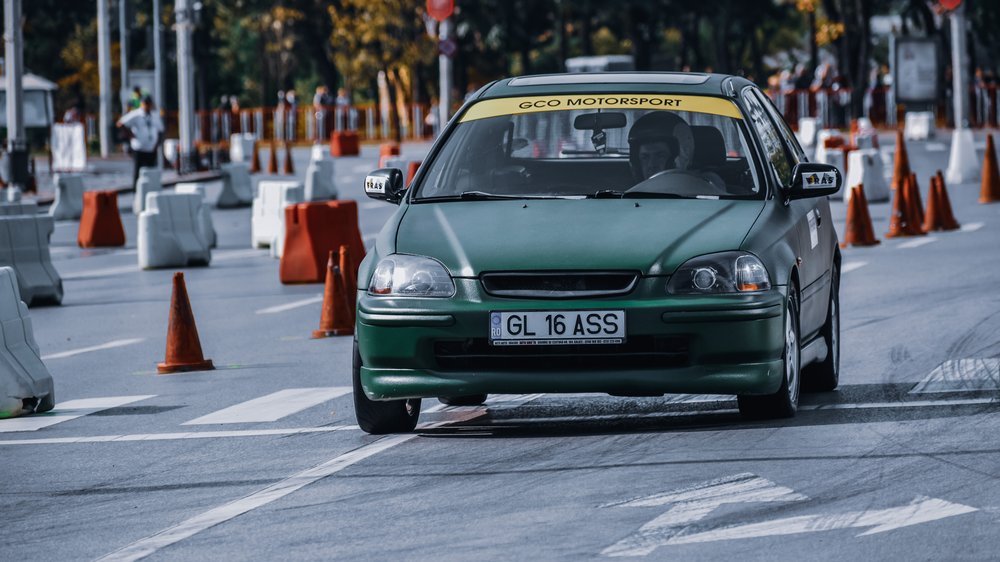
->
[480,271,639,299]
[433,336,689,371]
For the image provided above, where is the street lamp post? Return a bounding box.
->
[175,0,196,173]
[3,0,27,194]
[97,0,113,158]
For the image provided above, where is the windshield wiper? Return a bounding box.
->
[416,191,567,202]
[620,190,686,199]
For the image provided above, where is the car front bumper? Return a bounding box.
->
[357,279,787,400]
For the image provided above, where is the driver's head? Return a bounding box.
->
[628,112,694,180]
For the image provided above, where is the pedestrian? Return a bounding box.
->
[335,88,351,107]
[127,86,143,110]
[313,86,328,110]
[116,95,164,188]
[286,89,298,110]
[277,90,286,109]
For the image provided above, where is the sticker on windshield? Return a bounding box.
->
[802,171,837,189]
[460,94,743,122]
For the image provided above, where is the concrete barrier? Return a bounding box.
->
[904,111,935,141]
[252,181,304,256]
[0,215,63,306]
[0,266,55,418]
[0,202,39,216]
[797,117,819,148]
[229,133,256,164]
[138,192,212,269]
[174,183,218,248]
[134,167,162,215]
[845,149,890,203]
[279,201,365,284]
[304,154,337,201]
[330,131,360,157]
[49,174,86,220]
[218,162,254,208]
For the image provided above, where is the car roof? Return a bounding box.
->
[477,72,757,100]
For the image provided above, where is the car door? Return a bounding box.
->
[754,88,831,339]
[740,88,825,338]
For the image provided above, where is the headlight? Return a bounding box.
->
[666,252,771,294]
[368,255,456,297]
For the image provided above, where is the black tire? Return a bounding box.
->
[36,391,55,414]
[738,287,801,419]
[804,264,840,392]
[438,394,488,406]
[352,340,420,434]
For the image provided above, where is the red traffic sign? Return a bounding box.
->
[427,0,454,22]
[938,0,961,10]
[438,37,458,58]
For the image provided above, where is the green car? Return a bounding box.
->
[354,73,842,434]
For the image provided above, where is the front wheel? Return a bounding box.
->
[738,288,801,419]
[352,340,421,434]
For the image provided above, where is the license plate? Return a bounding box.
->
[489,310,625,346]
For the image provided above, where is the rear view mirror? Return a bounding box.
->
[788,163,841,200]
[364,168,405,204]
[573,112,627,131]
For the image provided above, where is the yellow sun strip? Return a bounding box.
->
[459,94,743,122]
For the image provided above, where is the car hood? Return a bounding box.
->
[395,198,765,277]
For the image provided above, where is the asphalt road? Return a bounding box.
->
[3,134,1000,561]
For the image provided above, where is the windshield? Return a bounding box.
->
[414,94,762,201]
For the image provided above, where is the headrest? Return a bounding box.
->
[690,126,726,168]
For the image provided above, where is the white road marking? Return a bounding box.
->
[910,359,1000,394]
[0,395,155,433]
[254,295,323,315]
[214,248,269,261]
[961,222,984,232]
[662,497,976,547]
[0,425,359,446]
[842,261,867,274]
[96,412,486,561]
[182,387,352,425]
[63,264,138,279]
[602,473,807,557]
[41,338,145,360]
[925,142,947,152]
[897,237,937,249]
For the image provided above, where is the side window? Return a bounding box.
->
[742,89,795,188]
[754,89,807,162]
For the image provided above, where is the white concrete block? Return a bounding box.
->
[134,167,162,215]
[845,148,890,203]
[812,130,843,164]
[304,159,337,201]
[0,216,63,306]
[174,183,218,248]
[904,111,935,141]
[945,128,981,184]
[49,174,85,220]
[218,162,254,208]
[138,192,212,269]
[251,181,303,255]
[0,266,54,418]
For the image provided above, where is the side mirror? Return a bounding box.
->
[788,162,841,200]
[364,168,405,204]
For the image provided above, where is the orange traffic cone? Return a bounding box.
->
[886,175,923,237]
[840,185,880,248]
[267,140,279,174]
[907,173,925,227]
[250,140,262,173]
[923,176,959,232]
[935,170,961,230]
[158,272,214,374]
[980,133,1000,204]
[891,129,911,191]
[338,244,356,327]
[283,142,295,175]
[312,250,354,338]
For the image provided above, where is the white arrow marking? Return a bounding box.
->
[601,473,807,557]
[666,496,976,545]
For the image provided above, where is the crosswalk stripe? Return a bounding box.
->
[181,387,352,425]
[254,295,323,315]
[961,222,984,232]
[0,425,360,446]
[897,237,937,249]
[41,338,145,360]
[0,395,156,433]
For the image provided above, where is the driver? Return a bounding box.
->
[627,111,725,191]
